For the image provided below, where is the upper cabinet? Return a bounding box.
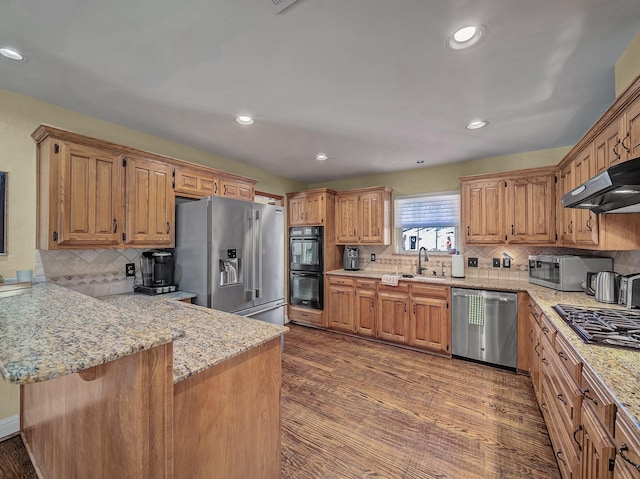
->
[33,125,258,249]
[286,189,336,227]
[335,186,392,245]
[461,167,556,246]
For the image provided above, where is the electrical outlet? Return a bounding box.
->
[493,258,500,268]
[503,258,511,269]
[371,253,376,262]
[468,257,478,268]
[126,263,135,277]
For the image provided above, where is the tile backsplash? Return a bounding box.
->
[35,249,145,297]
[353,245,640,280]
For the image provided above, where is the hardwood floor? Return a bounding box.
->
[281,324,561,479]
[0,323,560,479]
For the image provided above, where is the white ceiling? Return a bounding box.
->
[1,0,640,183]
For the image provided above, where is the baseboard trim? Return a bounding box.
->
[0,414,20,440]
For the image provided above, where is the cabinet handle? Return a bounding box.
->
[541,357,549,366]
[467,226,470,236]
[511,224,514,235]
[568,220,573,234]
[534,343,540,355]
[353,228,356,236]
[528,330,533,341]
[573,425,583,452]
[556,392,568,406]
[166,222,170,234]
[540,402,548,411]
[404,302,407,312]
[214,183,218,194]
[413,303,416,314]
[586,215,592,231]
[533,312,540,318]
[556,450,567,467]
[113,218,118,233]
[377,227,380,236]
[613,138,621,160]
[558,350,568,361]
[622,131,631,153]
[582,388,599,405]
[541,326,549,333]
[620,443,640,471]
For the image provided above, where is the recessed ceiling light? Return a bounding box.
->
[447,25,484,50]
[235,115,254,126]
[315,153,328,161]
[0,47,25,61]
[466,120,488,130]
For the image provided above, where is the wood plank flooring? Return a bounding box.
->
[0,323,560,479]
[281,324,561,479]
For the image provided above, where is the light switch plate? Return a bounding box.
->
[371,254,376,262]
[503,258,511,269]
[126,263,135,277]
[493,258,500,268]
[468,257,478,268]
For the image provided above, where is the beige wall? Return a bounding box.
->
[615,31,640,97]
[0,88,305,421]
[308,146,570,195]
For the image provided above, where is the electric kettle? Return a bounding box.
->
[586,271,621,304]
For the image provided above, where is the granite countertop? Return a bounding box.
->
[327,269,640,428]
[100,293,288,383]
[0,283,183,384]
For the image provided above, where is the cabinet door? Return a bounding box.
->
[335,193,359,244]
[462,179,505,244]
[221,177,254,201]
[125,157,175,246]
[328,285,355,332]
[595,119,624,173]
[355,288,376,337]
[377,292,409,343]
[174,166,219,198]
[508,173,555,244]
[559,162,576,246]
[288,197,306,226]
[529,313,542,404]
[581,404,615,479]
[410,296,449,353]
[58,142,123,247]
[574,146,599,245]
[304,193,324,225]
[359,191,384,244]
[622,98,640,161]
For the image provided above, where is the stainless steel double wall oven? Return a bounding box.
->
[289,226,324,309]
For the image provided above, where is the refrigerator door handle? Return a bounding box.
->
[245,209,254,302]
[255,209,262,300]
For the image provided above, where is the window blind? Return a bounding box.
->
[395,194,460,228]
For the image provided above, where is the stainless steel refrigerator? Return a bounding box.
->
[174,195,286,326]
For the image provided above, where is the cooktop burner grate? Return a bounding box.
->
[553,304,640,351]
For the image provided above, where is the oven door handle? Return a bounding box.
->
[291,272,322,277]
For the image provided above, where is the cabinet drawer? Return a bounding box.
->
[410,283,449,299]
[288,305,324,326]
[615,411,640,477]
[355,278,378,289]
[378,283,410,294]
[581,365,616,436]
[554,333,582,385]
[328,276,355,287]
[540,313,557,346]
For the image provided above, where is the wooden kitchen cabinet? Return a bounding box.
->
[355,278,377,337]
[124,156,175,246]
[174,164,219,198]
[287,189,335,226]
[220,174,256,201]
[580,400,616,479]
[613,412,640,479]
[595,118,624,174]
[335,187,392,245]
[377,286,409,343]
[409,284,450,354]
[573,145,599,246]
[461,178,505,244]
[461,167,556,246]
[327,277,355,332]
[558,161,576,246]
[44,141,124,248]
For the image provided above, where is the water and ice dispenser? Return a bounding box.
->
[219,249,241,286]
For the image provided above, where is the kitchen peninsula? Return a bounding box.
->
[0,283,287,479]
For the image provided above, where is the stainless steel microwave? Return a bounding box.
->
[528,255,613,291]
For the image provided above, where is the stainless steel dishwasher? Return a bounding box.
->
[451,288,518,369]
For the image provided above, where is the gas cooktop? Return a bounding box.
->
[553,304,640,351]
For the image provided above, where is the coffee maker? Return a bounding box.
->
[135,250,177,295]
[343,247,360,271]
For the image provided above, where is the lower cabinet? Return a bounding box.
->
[409,284,450,354]
[328,277,355,333]
[377,285,410,343]
[581,402,615,479]
[355,280,377,337]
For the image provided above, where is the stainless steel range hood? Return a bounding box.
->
[561,156,640,214]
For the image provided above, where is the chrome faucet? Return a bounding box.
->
[417,246,428,275]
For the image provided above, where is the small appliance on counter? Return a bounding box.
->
[135,250,177,295]
[451,253,465,278]
[528,255,613,291]
[619,273,640,308]
[343,247,360,271]
[586,271,620,304]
